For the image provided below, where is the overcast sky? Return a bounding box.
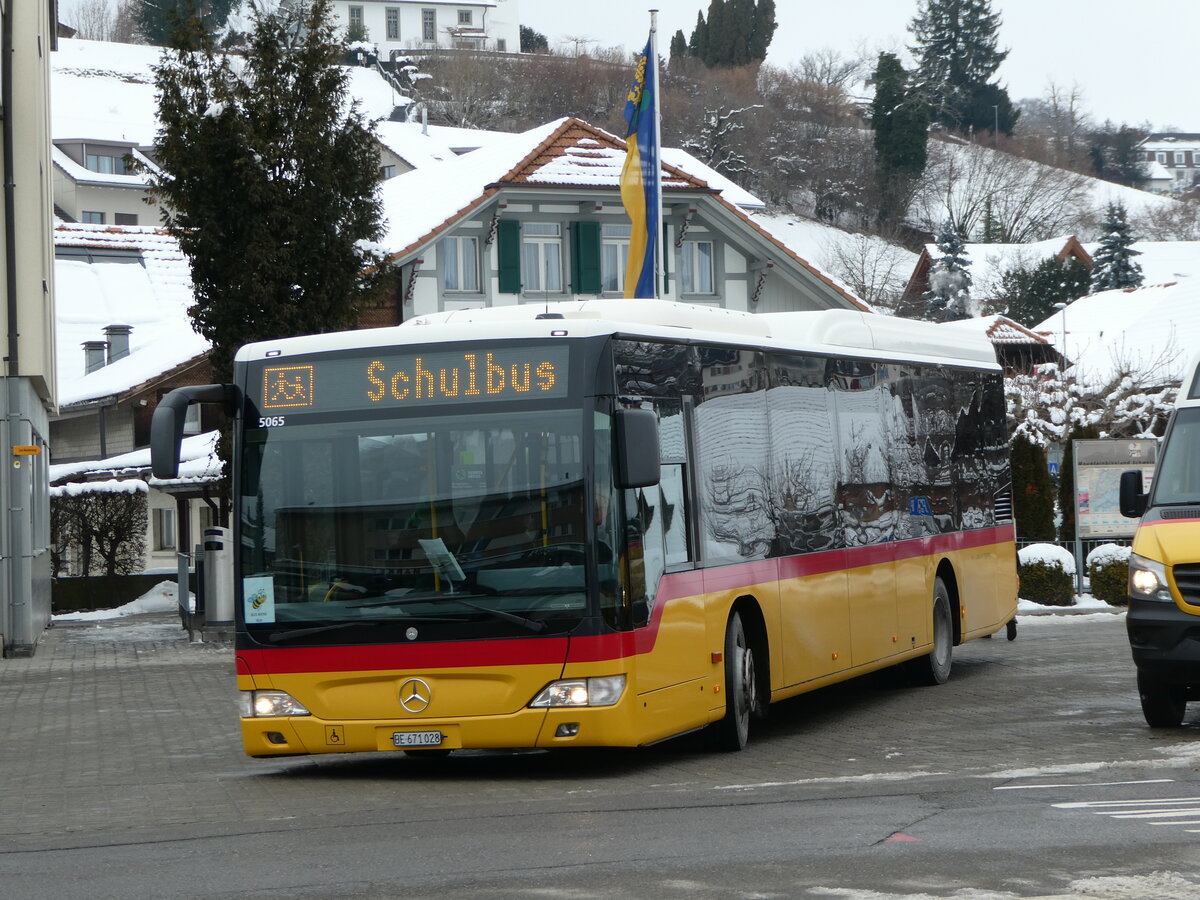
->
[519,0,1199,132]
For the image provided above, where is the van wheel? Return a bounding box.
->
[712,611,757,751]
[912,578,953,686]
[1138,672,1186,727]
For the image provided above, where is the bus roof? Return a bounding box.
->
[235,299,1000,372]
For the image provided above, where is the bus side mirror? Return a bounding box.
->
[151,384,239,479]
[1119,469,1147,518]
[615,407,660,489]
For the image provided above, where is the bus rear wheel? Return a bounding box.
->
[712,611,758,752]
[1138,672,1186,727]
[912,578,953,686]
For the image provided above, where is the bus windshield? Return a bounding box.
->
[240,407,606,643]
[1151,407,1200,506]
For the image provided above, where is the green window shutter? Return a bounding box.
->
[661,223,670,295]
[571,221,601,295]
[497,219,521,294]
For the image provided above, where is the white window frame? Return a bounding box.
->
[458,9,472,25]
[521,223,563,294]
[386,7,400,40]
[1157,152,1168,164]
[441,235,480,293]
[601,224,631,293]
[82,211,105,225]
[496,38,506,52]
[153,508,177,551]
[1175,152,1186,165]
[422,8,437,41]
[680,240,715,295]
[379,164,397,180]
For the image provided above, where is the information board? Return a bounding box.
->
[1074,438,1158,538]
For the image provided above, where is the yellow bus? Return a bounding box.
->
[152,300,1018,756]
[1121,351,1200,727]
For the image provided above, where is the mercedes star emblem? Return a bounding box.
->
[399,678,432,713]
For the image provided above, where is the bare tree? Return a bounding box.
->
[50,484,148,577]
[1016,82,1093,172]
[793,47,867,91]
[65,0,116,40]
[1134,198,1200,241]
[820,230,914,310]
[912,140,1094,242]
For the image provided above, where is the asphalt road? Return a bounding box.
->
[2,611,1199,899]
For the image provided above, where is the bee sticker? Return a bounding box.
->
[243,576,276,624]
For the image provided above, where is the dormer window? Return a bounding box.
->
[85,152,129,175]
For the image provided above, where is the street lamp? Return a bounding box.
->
[1052,301,1068,369]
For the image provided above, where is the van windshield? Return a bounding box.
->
[1151,408,1200,506]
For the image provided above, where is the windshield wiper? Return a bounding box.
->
[348,593,547,633]
[265,617,457,644]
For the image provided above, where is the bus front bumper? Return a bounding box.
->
[1126,597,1200,687]
[241,701,641,757]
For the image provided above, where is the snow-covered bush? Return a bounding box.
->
[1017,542,1075,606]
[1087,543,1131,607]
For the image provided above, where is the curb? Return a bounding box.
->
[1017,605,1125,616]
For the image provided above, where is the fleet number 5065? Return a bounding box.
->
[258,416,286,428]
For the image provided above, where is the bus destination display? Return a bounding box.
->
[258,346,570,413]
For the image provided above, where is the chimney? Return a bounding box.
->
[105,324,132,363]
[83,340,108,374]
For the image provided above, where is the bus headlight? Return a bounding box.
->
[239,690,311,718]
[1129,554,1173,602]
[529,675,626,708]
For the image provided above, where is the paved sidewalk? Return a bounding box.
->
[0,613,237,845]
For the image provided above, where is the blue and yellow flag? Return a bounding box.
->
[619,36,659,299]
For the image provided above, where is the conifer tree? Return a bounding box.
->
[669,29,688,62]
[686,0,775,68]
[924,220,972,321]
[1010,434,1055,541]
[908,0,1016,135]
[147,0,385,382]
[870,52,928,226]
[998,256,1090,328]
[688,11,708,61]
[1089,202,1144,293]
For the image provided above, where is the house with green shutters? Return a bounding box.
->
[360,117,869,329]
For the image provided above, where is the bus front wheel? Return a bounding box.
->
[912,578,953,686]
[1138,672,1186,728]
[712,611,758,752]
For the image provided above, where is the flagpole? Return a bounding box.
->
[649,9,662,300]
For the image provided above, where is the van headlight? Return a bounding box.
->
[1128,554,1173,602]
[529,675,626,708]
[239,690,311,718]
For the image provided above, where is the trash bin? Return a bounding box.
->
[203,526,234,625]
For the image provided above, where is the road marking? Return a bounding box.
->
[994,779,1172,790]
[1054,797,1200,808]
[1052,796,1200,835]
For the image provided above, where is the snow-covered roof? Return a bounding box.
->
[1034,280,1200,388]
[661,149,764,210]
[377,118,715,255]
[941,314,1053,346]
[50,430,222,487]
[373,120,516,168]
[52,37,403,146]
[54,224,208,407]
[51,144,156,188]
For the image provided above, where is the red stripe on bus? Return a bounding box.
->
[242,525,1015,674]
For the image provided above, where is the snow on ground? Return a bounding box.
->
[53,580,194,622]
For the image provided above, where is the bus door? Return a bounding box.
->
[619,401,705,733]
